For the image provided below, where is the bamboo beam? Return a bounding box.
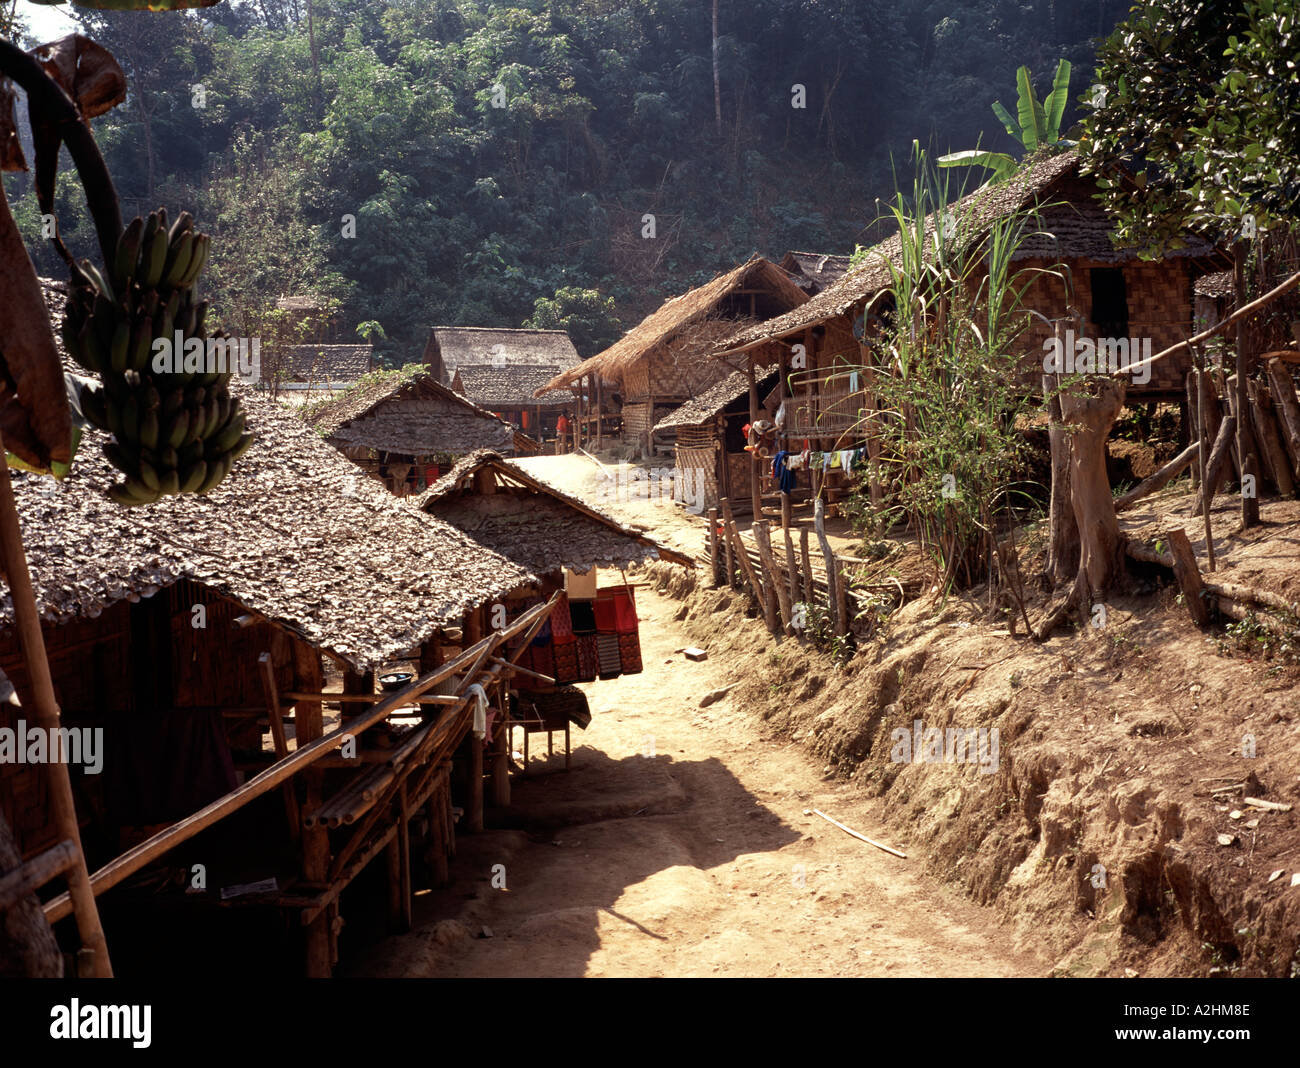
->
[1114,442,1199,512]
[0,442,111,975]
[0,840,76,913]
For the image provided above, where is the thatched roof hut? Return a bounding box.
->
[8,389,534,674]
[720,148,1227,398]
[533,257,807,449]
[264,343,374,388]
[304,366,525,461]
[425,327,579,402]
[415,450,692,574]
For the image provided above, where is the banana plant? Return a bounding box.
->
[939,59,1072,183]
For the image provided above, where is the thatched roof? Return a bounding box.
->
[304,367,517,455]
[276,295,331,313]
[654,365,780,431]
[453,363,566,408]
[535,256,808,395]
[780,251,853,294]
[414,450,692,574]
[720,149,1218,354]
[429,326,580,373]
[267,343,373,385]
[6,388,536,673]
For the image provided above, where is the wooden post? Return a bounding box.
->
[1235,241,1260,527]
[1196,370,1216,572]
[782,523,800,628]
[258,653,301,842]
[707,507,720,586]
[1185,371,1200,491]
[799,529,814,608]
[0,447,113,976]
[747,359,762,519]
[1165,527,1210,626]
[1194,414,1237,519]
[858,337,882,508]
[490,688,510,808]
[595,378,603,449]
[722,498,769,624]
[814,497,841,637]
[753,521,790,634]
[719,498,735,587]
[397,781,412,930]
[464,610,484,832]
[291,642,331,977]
[1251,379,1295,495]
[1266,358,1300,471]
[385,828,402,930]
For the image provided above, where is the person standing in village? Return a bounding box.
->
[556,410,571,454]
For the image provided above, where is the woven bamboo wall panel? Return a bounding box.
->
[674,445,719,510]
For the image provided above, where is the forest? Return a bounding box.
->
[6,0,1132,360]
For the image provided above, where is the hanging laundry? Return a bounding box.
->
[839,449,854,470]
[772,451,797,493]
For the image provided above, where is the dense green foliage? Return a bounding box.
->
[1080,0,1300,250]
[9,0,1127,363]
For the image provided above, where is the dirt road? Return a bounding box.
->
[357,584,1048,978]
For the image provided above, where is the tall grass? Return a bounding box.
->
[839,147,1059,591]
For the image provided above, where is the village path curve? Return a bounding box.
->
[357,580,1050,979]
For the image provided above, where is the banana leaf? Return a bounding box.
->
[1043,60,1072,142]
[990,100,1021,143]
[937,149,1016,180]
[1016,66,1040,150]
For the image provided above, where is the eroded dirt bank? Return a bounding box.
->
[353,582,1048,978]
[642,562,1300,978]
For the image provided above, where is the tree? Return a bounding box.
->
[525,285,622,358]
[1080,0,1300,529]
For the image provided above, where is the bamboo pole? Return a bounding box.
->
[720,498,735,587]
[0,444,112,976]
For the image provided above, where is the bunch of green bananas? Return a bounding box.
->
[62,208,254,506]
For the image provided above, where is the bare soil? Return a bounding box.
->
[353,581,1047,978]
[359,456,1300,978]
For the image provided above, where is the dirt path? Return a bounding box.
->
[357,584,1049,978]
